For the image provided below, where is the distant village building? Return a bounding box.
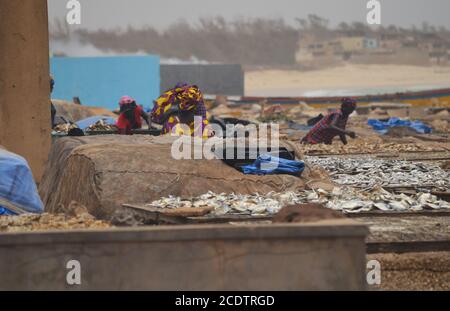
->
[295,36,379,64]
[338,37,364,52]
[295,31,450,66]
[364,38,378,49]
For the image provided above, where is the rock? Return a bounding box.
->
[273,204,344,223]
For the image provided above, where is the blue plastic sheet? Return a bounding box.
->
[0,207,16,216]
[0,149,44,215]
[241,155,305,176]
[75,116,117,130]
[368,118,432,135]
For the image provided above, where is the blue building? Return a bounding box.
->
[50,56,160,111]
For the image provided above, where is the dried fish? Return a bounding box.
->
[146,186,450,216]
[300,138,444,155]
[307,156,450,189]
[389,201,409,211]
[86,119,118,132]
[374,202,390,211]
[53,123,79,134]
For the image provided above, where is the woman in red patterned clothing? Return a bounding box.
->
[302,98,357,145]
[116,96,151,135]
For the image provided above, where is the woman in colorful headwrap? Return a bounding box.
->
[116,96,151,135]
[302,97,357,145]
[151,83,210,137]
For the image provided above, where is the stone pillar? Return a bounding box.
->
[0,0,51,182]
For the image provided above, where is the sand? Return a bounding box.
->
[367,252,450,291]
[245,65,450,97]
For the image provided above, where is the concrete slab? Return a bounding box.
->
[0,220,368,290]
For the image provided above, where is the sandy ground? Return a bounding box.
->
[245,65,450,97]
[367,252,450,291]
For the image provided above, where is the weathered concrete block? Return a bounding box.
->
[0,220,368,290]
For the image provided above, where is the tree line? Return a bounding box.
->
[50,15,450,66]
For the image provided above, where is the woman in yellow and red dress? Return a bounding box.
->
[150,83,210,137]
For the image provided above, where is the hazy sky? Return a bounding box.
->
[48,0,450,31]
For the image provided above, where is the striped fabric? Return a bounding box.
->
[303,111,349,144]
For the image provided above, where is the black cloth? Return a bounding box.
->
[51,102,56,128]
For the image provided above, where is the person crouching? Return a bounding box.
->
[302,97,357,145]
[116,96,151,135]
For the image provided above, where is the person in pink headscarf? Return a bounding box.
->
[116,96,151,135]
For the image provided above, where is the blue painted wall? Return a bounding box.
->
[51,56,160,111]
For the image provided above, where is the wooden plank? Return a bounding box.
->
[122,204,272,224]
[432,191,450,202]
[367,241,450,254]
[122,204,188,224]
[404,157,450,161]
[352,185,449,190]
[186,214,273,224]
[306,150,447,157]
[124,204,450,225]
[348,209,450,218]
[123,204,212,217]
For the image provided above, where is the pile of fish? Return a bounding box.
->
[301,139,443,155]
[148,192,281,216]
[148,187,450,216]
[315,186,450,213]
[307,156,450,188]
[53,123,79,134]
[86,119,118,132]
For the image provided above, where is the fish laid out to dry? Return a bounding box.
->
[301,139,444,155]
[316,186,450,213]
[53,123,79,134]
[148,192,281,216]
[307,156,450,189]
[53,120,117,134]
[86,119,118,132]
[148,187,450,216]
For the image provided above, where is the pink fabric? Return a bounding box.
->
[119,96,134,106]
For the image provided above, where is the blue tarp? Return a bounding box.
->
[0,207,16,216]
[0,149,44,215]
[241,155,305,176]
[368,118,433,135]
[75,116,117,130]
